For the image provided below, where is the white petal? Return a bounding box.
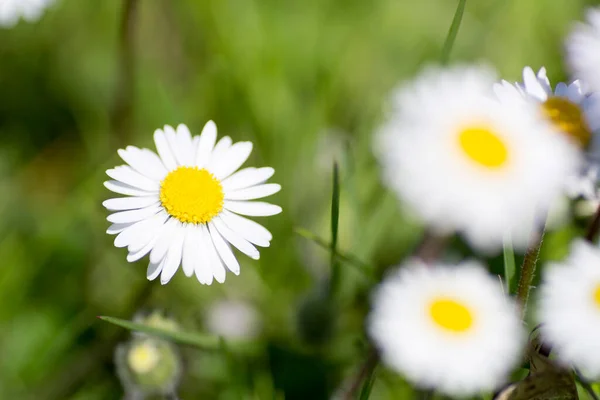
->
[225,183,281,200]
[207,136,232,170]
[176,124,195,165]
[213,216,260,259]
[104,180,156,197]
[118,146,168,181]
[107,222,132,235]
[103,196,158,211]
[555,82,569,97]
[210,142,253,180]
[522,66,548,101]
[195,225,214,285]
[160,223,185,284]
[209,222,241,274]
[127,237,156,262]
[114,218,155,248]
[195,120,217,168]
[149,218,178,264]
[126,211,169,252]
[220,210,272,246]
[154,128,178,170]
[147,257,165,281]
[221,167,275,191]
[181,224,196,278]
[107,205,162,224]
[106,166,159,192]
[224,201,282,217]
[164,125,186,166]
[202,224,227,283]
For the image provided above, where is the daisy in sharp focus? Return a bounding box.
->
[368,261,524,396]
[494,66,600,200]
[375,65,579,252]
[566,8,600,94]
[0,0,54,28]
[103,121,281,285]
[538,240,600,378]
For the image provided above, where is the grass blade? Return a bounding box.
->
[330,162,341,295]
[440,0,467,64]
[503,234,516,294]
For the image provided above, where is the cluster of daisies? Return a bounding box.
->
[0,0,55,28]
[368,7,600,397]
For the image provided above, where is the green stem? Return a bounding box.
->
[330,162,341,296]
[516,229,545,317]
[440,0,467,65]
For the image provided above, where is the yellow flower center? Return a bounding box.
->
[541,97,591,148]
[128,341,159,374]
[429,297,474,333]
[458,126,509,169]
[160,166,224,224]
[593,284,600,308]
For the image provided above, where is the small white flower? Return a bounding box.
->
[103,121,282,285]
[494,66,600,200]
[205,300,261,340]
[0,0,54,28]
[566,8,600,94]
[538,240,600,378]
[368,261,524,396]
[375,65,579,251]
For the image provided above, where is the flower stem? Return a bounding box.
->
[516,228,545,317]
[440,0,467,65]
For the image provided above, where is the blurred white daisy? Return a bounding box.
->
[566,8,600,94]
[376,65,579,251]
[494,66,600,200]
[538,240,600,377]
[103,121,281,285]
[368,261,524,396]
[205,299,261,340]
[0,0,54,28]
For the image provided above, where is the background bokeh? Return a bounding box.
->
[1,0,599,398]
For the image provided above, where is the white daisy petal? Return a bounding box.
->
[211,142,253,180]
[176,124,195,166]
[147,257,165,281]
[202,224,227,283]
[114,218,155,248]
[224,200,282,217]
[369,260,525,397]
[160,223,185,284]
[195,225,214,285]
[106,222,132,235]
[153,128,178,170]
[213,216,260,258]
[207,136,232,169]
[107,205,162,224]
[555,82,569,97]
[208,222,241,275]
[220,210,272,246]
[149,218,179,264]
[127,237,156,262]
[126,211,169,253]
[106,166,159,192]
[221,167,275,191]
[181,224,196,278]
[522,66,548,101]
[104,180,156,197]
[195,120,217,168]
[102,196,158,211]
[118,146,168,181]
[225,183,281,201]
[566,8,600,93]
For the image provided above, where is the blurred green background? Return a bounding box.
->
[1,0,599,398]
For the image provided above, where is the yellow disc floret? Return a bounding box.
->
[542,97,591,148]
[160,166,224,224]
[458,126,509,169]
[128,340,159,374]
[593,284,600,309]
[429,297,474,333]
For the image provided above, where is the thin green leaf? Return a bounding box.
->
[503,234,516,294]
[98,316,258,354]
[330,162,341,294]
[358,363,378,400]
[295,227,376,282]
[440,0,467,65]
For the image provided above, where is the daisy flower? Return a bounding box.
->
[566,8,600,94]
[103,121,281,285]
[375,65,579,251]
[0,0,54,28]
[494,66,600,200]
[538,240,600,377]
[368,261,524,396]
